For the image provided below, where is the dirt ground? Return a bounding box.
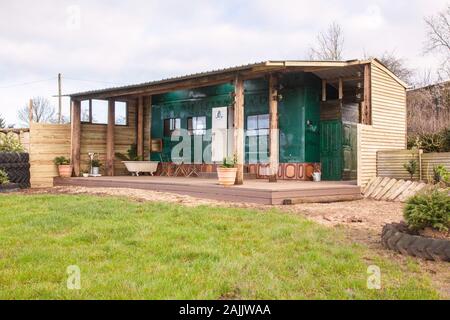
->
[15,186,450,298]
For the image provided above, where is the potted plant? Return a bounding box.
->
[312,168,321,182]
[54,156,72,177]
[91,159,102,176]
[217,155,237,186]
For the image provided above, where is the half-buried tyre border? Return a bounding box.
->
[381,223,450,262]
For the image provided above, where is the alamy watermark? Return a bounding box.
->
[367,265,381,290]
[67,265,81,290]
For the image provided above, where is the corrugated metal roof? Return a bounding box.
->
[67,59,381,98]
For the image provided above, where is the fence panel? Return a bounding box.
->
[29,123,71,187]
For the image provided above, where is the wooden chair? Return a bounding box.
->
[159,154,174,176]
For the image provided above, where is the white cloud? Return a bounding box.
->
[0,0,448,125]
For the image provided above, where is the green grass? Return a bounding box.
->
[0,194,440,299]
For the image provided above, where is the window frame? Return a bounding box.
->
[78,99,128,126]
[187,116,207,136]
[164,118,181,137]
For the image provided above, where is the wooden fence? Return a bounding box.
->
[29,123,71,187]
[377,149,450,181]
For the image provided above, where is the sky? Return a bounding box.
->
[0,0,448,127]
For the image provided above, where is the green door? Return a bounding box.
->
[320,120,343,180]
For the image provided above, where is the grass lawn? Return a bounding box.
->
[0,194,441,300]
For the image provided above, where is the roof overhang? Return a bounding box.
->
[68,59,405,100]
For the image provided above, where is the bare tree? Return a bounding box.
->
[309,22,344,61]
[18,96,56,127]
[424,5,450,79]
[378,51,414,84]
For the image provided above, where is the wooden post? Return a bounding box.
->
[233,75,245,185]
[106,99,115,176]
[28,99,33,124]
[70,100,81,177]
[269,74,279,183]
[338,78,343,100]
[362,64,372,124]
[137,96,144,158]
[322,79,327,102]
[58,73,62,124]
[148,96,152,157]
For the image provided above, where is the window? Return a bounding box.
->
[247,114,269,136]
[187,116,206,135]
[164,118,181,136]
[91,99,108,124]
[246,114,270,163]
[115,101,127,125]
[80,100,90,122]
[79,99,128,126]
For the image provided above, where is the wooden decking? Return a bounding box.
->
[54,176,362,205]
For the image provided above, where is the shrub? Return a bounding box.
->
[0,132,25,153]
[403,159,418,180]
[54,156,70,166]
[404,190,450,232]
[408,128,450,153]
[220,155,237,168]
[0,169,9,185]
[433,165,450,184]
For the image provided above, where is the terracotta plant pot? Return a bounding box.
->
[58,165,73,178]
[217,167,237,187]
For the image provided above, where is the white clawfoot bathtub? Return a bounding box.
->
[122,161,159,176]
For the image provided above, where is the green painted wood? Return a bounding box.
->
[320,120,343,181]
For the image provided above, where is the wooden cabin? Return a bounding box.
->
[66,59,408,187]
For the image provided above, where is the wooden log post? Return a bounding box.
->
[268,74,279,183]
[361,64,372,124]
[147,96,152,158]
[233,75,245,185]
[322,79,327,102]
[70,100,81,177]
[106,99,115,176]
[137,96,144,159]
[338,77,343,100]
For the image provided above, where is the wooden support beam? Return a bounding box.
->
[106,99,115,176]
[322,79,327,102]
[70,100,81,177]
[233,75,245,185]
[269,74,279,183]
[147,96,152,157]
[28,99,33,124]
[137,96,144,158]
[361,64,372,124]
[338,78,343,100]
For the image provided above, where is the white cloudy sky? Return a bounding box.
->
[0,0,448,126]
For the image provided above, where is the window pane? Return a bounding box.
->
[247,115,258,130]
[80,100,90,122]
[115,101,127,125]
[258,114,269,129]
[91,100,108,124]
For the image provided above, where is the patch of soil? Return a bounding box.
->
[419,228,450,240]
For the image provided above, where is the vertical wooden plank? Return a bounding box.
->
[137,96,144,158]
[322,79,327,102]
[338,78,343,100]
[233,75,245,185]
[28,99,33,124]
[106,99,115,176]
[269,74,279,182]
[70,100,81,177]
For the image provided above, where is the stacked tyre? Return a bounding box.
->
[0,152,30,188]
